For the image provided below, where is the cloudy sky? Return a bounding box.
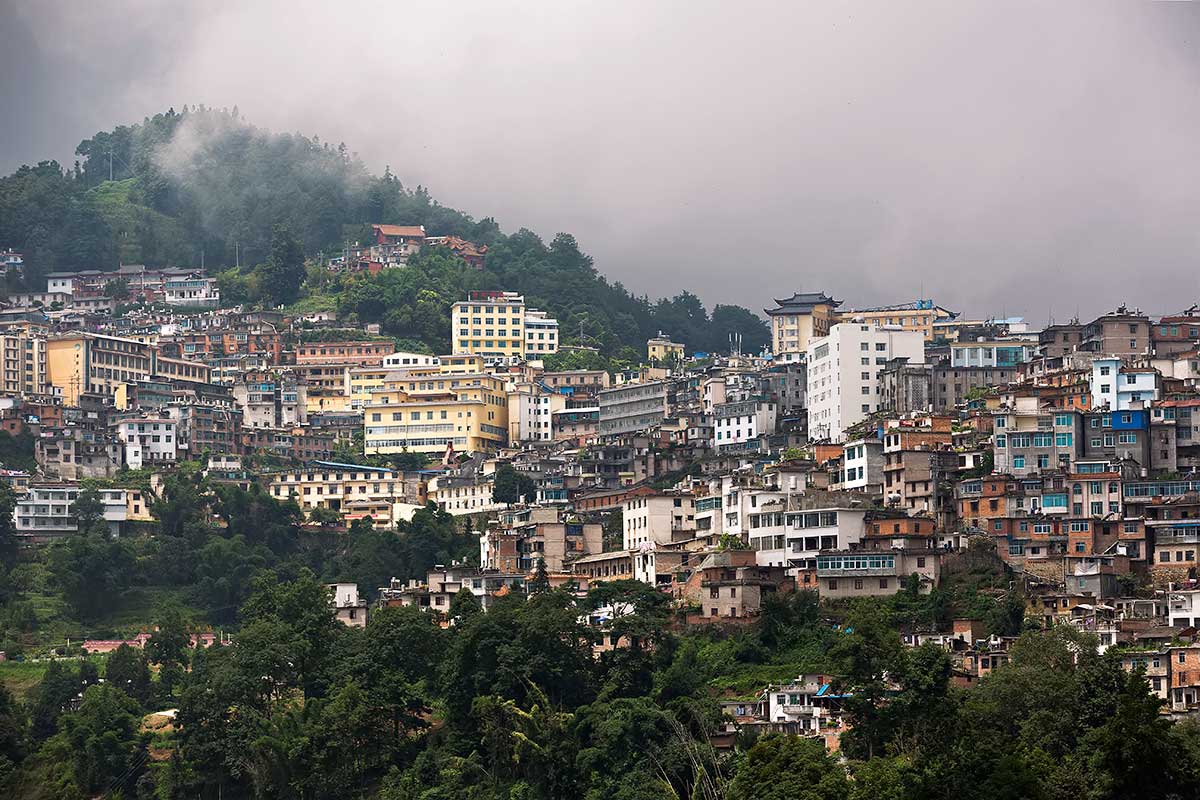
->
[3,1,1200,321]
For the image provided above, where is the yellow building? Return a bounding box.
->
[452,291,527,361]
[364,371,510,455]
[838,300,957,341]
[647,335,685,365]
[47,333,155,405]
[349,366,390,409]
[764,292,841,361]
[451,292,558,362]
[1,332,50,398]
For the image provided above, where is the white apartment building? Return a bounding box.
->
[748,506,868,575]
[509,382,566,444]
[14,484,128,541]
[164,274,221,308]
[427,475,503,516]
[712,397,777,452]
[383,352,440,369]
[112,417,178,469]
[328,583,368,628]
[806,323,924,442]
[842,438,883,491]
[1091,357,1159,411]
[622,492,696,549]
[523,310,559,358]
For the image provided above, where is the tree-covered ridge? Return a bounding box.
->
[1,106,769,356]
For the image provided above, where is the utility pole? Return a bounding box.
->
[108,151,113,181]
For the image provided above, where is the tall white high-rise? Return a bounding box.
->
[806,322,924,442]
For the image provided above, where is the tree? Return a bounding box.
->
[0,683,28,783]
[529,558,551,595]
[146,605,191,666]
[56,683,146,796]
[727,735,848,800]
[261,223,305,306]
[494,463,537,505]
[71,486,107,537]
[0,482,17,560]
[104,644,152,705]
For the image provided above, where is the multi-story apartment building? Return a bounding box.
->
[47,333,155,405]
[838,299,956,341]
[748,503,868,573]
[479,507,603,573]
[763,292,841,363]
[712,397,777,453]
[1150,309,1200,357]
[597,380,668,437]
[0,332,50,398]
[268,462,407,514]
[14,484,129,541]
[541,369,611,404]
[551,406,598,443]
[294,340,396,366]
[363,372,509,455]
[929,365,1017,411]
[508,381,565,444]
[992,399,1082,476]
[450,291,559,363]
[232,370,308,428]
[622,491,696,549]
[166,402,242,457]
[647,334,685,365]
[842,438,884,493]
[949,339,1036,368]
[163,273,220,308]
[111,417,178,468]
[1037,321,1087,359]
[805,323,924,442]
[523,310,559,358]
[1080,306,1151,357]
[1090,358,1159,411]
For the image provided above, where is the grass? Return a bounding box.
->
[0,655,105,704]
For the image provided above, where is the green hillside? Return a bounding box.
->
[0,107,769,357]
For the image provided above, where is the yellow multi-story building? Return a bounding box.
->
[364,371,509,455]
[764,292,841,362]
[0,332,50,398]
[452,291,526,361]
[838,300,957,341]
[451,291,558,363]
[47,332,213,407]
[647,334,685,365]
[47,333,155,405]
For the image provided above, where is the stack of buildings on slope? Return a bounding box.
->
[8,266,1200,714]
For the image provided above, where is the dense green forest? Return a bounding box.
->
[0,106,768,357]
[2,476,1200,798]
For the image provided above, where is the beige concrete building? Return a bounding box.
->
[0,332,50,397]
[764,292,841,363]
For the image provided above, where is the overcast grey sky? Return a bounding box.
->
[3,1,1200,321]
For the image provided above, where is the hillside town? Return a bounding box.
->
[6,251,1200,735]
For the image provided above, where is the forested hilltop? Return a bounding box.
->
[0,106,768,358]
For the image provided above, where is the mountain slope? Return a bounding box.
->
[0,107,769,356]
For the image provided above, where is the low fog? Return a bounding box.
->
[3,1,1200,320]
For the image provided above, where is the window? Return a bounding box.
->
[1013,455,1026,469]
